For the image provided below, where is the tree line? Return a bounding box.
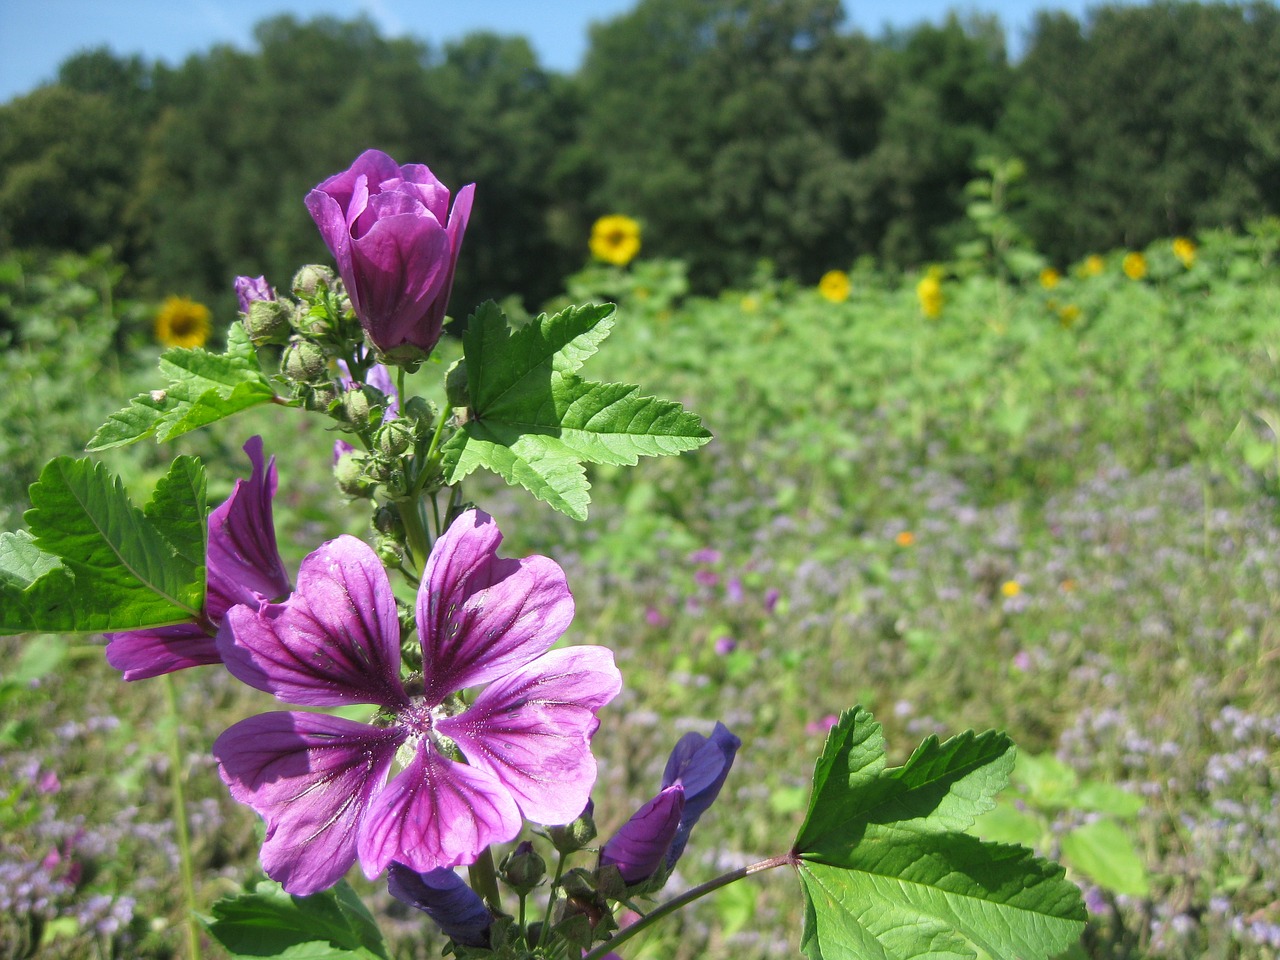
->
[1,0,1278,313]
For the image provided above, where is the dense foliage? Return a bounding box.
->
[3,1,1279,308]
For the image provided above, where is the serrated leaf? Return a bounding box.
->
[442,302,711,519]
[0,458,205,635]
[87,323,276,450]
[204,879,389,960]
[793,709,1085,960]
[1060,819,1150,896]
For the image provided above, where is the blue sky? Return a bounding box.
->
[1,0,1117,103]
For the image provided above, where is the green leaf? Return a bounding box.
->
[0,457,206,635]
[88,323,276,450]
[794,709,1085,960]
[441,302,711,520]
[204,880,390,960]
[1060,819,1150,897]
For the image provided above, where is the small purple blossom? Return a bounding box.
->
[234,275,275,313]
[213,510,621,895]
[387,863,492,947]
[306,149,474,362]
[105,436,291,680]
[714,635,737,655]
[599,722,740,884]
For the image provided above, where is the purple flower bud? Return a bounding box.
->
[234,275,275,313]
[387,863,492,947]
[306,150,474,363]
[599,785,685,885]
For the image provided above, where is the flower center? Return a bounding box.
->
[396,696,465,763]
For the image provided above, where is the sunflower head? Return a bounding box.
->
[1039,267,1061,290]
[1122,252,1147,281]
[1172,236,1196,268]
[155,296,212,348]
[589,215,642,267]
[817,269,851,303]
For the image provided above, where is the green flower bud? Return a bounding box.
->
[300,381,338,413]
[403,396,439,439]
[374,533,404,567]
[243,299,294,346]
[547,802,597,854]
[333,452,370,498]
[375,420,415,458]
[292,264,336,298]
[341,386,372,425]
[499,841,546,895]
[372,503,405,539]
[282,337,327,383]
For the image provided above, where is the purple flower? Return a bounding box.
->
[105,436,291,680]
[599,723,740,884]
[234,275,275,313]
[387,863,492,947]
[306,149,474,362]
[212,510,621,895]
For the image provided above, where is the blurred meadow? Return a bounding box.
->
[4,2,1280,959]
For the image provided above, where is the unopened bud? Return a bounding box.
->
[403,396,438,439]
[282,338,327,383]
[375,534,405,566]
[244,299,293,346]
[373,504,405,538]
[376,420,415,458]
[334,452,370,498]
[342,387,372,425]
[500,841,546,894]
[548,800,597,854]
[292,264,336,298]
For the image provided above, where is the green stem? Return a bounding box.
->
[539,848,569,943]
[580,854,793,960]
[469,847,502,911]
[398,498,432,573]
[162,674,202,960]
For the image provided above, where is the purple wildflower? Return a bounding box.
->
[599,723,740,884]
[104,436,291,680]
[233,275,275,313]
[387,863,492,947]
[306,149,474,362]
[213,510,621,895]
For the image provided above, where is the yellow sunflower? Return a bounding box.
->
[1078,254,1105,278]
[1122,252,1147,281]
[155,296,212,348]
[589,215,642,267]
[1172,236,1196,268]
[817,269,851,303]
[1039,267,1061,290]
[917,270,944,319]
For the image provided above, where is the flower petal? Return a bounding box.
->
[213,711,402,896]
[348,213,451,352]
[104,622,217,681]
[357,746,521,879]
[437,645,621,825]
[206,436,291,621]
[386,864,492,947]
[661,722,741,867]
[218,536,407,708]
[599,785,685,885]
[416,509,575,702]
[422,182,474,335]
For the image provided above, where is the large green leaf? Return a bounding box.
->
[0,457,206,635]
[204,880,389,960]
[441,301,711,520]
[1060,818,1150,896]
[793,709,1086,960]
[88,324,277,450]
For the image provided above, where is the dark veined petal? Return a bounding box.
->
[599,785,685,885]
[416,509,575,703]
[104,621,218,681]
[206,435,291,620]
[437,645,622,826]
[213,712,402,896]
[422,182,474,335]
[356,746,521,879]
[661,722,741,867]
[347,212,452,353]
[218,536,408,708]
[386,864,492,948]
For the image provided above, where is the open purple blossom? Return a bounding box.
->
[234,275,275,313]
[599,722,740,884]
[212,509,621,896]
[104,436,291,680]
[386,863,492,947]
[306,149,474,362]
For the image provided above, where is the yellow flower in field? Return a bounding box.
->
[1122,251,1147,280]
[1057,303,1082,328]
[1172,236,1196,268]
[818,269,851,303]
[589,214,641,266]
[1039,267,1061,289]
[895,530,915,548]
[740,294,760,313]
[1079,254,1105,278]
[1000,580,1022,598]
[916,270,944,319]
[155,296,211,348]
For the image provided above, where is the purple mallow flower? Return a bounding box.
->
[212,510,622,895]
[105,436,291,680]
[306,149,474,362]
[599,723,740,885]
[387,863,492,947]
[234,275,275,313]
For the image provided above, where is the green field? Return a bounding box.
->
[3,224,1280,958]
